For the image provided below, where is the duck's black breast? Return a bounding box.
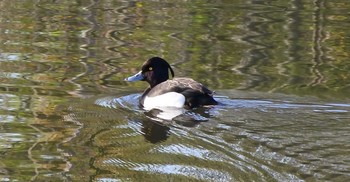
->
[144,77,217,108]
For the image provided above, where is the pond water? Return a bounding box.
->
[1,0,350,181]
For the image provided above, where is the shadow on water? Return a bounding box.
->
[62,90,350,181]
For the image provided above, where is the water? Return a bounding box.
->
[1,0,350,181]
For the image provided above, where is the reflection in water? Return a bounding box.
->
[0,92,81,181]
[236,0,281,90]
[95,94,213,143]
[66,92,350,181]
[310,0,326,86]
[1,0,350,181]
[140,119,170,143]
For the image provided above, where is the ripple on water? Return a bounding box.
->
[89,93,350,181]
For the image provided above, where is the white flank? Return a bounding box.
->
[143,92,185,110]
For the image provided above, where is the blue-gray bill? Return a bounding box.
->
[125,71,144,82]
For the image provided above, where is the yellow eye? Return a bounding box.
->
[149,67,153,71]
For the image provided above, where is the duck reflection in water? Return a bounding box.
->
[140,106,213,143]
[140,118,170,143]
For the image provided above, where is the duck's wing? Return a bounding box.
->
[146,78,217,108]
[172,77,215,95]
[147,77,214,97]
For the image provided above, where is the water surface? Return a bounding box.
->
[1,0,350,181]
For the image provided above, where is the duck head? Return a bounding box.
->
[125,57,175,88]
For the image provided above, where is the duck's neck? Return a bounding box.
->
[148,78,168,88]
[140,87,151,106]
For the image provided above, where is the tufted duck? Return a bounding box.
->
[125,57,218,109]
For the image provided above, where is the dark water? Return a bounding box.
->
[1,0,350,181]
